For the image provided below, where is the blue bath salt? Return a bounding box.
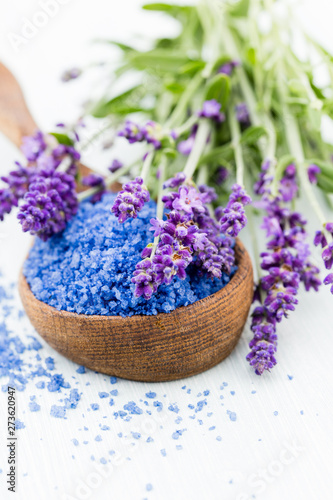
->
[98,392,109,399]
[172,429,185,440]
[64,389,81,409]
[123,401,143,415]
[24,194,236,316]
[76,366,86,374]
[90,403,99,411]
[145,391,156,399]
[36,381,45,389]
[47,374,70,392]
[95,435,102,442]
[50,405,66,419]
[45,357,55,370]
[110,376,117,384]
[227,410,237,422]
[72,439,79,446]
[146,484,153,492]
[195,400,207,412]
[15,419,25,430]
[168,403,179,414]
[28,401,41,412]
[110,389,118,397]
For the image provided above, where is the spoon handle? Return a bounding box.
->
[0,62,38,147]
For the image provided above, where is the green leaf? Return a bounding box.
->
[308,107,321,131]
[246,47,256,66]
[199,144,233,166]
[128,50,193,72]
[288,79,307,98]
[103,40,136,53]
[142,2,192,17]
[179,60,205,75]
[323,100,333,119]
[317,174,333,193]
[91,86,144,118]
[49,132,74,146]
[228,0,250,17]
[240,126,267,146]
[205,74,230,109]
[163,148,177,159]
[164,82,185,94]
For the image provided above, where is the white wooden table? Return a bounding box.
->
[0,1,333,499]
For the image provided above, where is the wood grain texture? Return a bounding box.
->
[18,240,253,382]
[0,62,38,147]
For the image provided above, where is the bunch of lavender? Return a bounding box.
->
[247,163,321,374]
[2,0,333,376]
[0,128,81,237]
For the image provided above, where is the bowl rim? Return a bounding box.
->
[19,238,252,323]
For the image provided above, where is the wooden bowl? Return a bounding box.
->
[19,240,253,382]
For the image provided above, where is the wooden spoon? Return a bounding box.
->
[1,62,254,381]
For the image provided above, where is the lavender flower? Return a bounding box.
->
[108,159,123,173]
[228,184,252,206]
[218,184,251,237]
[21,131,46,162]
[61,68,82,82]
[218,60,240,76]
[324,273,333,294]
[307,164,321,184]
[163,172,186,189]
[133,182,237,299]
[21,130,80,175]
[254,160,273,195]
[17,171,78,241]
[171,186,205,214]
[279,164,298,202]
[1,129,80,224]
[220,202,247,237]
[198,185,218,204]
[118,120,167,149]
[82,174,106,203]
[216,166,229,185]
[178,125,198,156]
[0,164,38,220]
[111,177,150,223]
[314,222,333,294]
[132,213,195,299]
[199,100,225,123]
[118,121,144,144]
[132,259,157,300]
[322,242,333,270]
[141,121,163,150]
[248,162,320,375]
[235,103,250,126]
